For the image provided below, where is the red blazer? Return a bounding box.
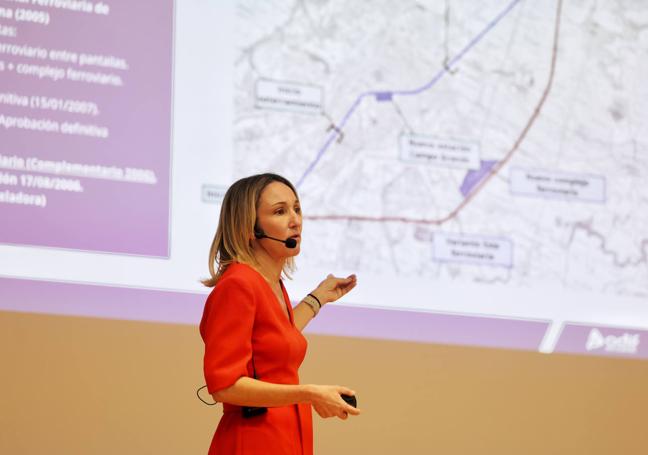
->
[200,263,313,455]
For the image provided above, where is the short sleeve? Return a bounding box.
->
[199,276,256,394]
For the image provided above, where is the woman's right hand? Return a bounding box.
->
[307,384,361,420]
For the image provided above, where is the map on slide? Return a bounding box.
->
[233,0,648,301]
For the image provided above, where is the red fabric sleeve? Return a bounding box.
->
[200,275,256,394]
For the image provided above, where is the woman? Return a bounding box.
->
[200,173,360,454]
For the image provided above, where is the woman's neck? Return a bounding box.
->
[253,249,284,284]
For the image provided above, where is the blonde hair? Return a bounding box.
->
[202,173,298,287]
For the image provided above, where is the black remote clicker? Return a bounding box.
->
[340,394,357,408]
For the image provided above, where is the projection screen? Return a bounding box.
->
[1,0,647,360]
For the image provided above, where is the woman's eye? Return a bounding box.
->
[295,206,301,214]
[275,208,285,215]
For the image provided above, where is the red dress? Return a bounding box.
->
[200,263,313,455]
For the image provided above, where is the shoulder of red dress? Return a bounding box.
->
[211,263,264,291]
[224,262,261,279]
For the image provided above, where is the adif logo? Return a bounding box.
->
[585,328,640,354]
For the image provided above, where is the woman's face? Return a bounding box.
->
[254,181,302,259]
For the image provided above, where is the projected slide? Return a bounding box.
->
[0,0,173,256]
[1,0,647,360]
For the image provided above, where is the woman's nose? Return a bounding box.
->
[289,209,301,226]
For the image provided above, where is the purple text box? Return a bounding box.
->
[310,305,549,351]
[0,276,549,353]
[0,0,174,257]
[0,276,204,325]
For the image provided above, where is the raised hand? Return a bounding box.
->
[310,273,357,305]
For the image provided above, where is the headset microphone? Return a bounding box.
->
[254,229,298,249]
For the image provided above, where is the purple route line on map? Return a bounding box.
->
[375,92,393,102]
[303,0,562,225]
[295,0,524,189]
[460,160,499,197]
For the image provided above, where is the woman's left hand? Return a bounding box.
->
[311,274,357,306]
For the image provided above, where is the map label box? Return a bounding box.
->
[433,232,512,267]
[399,135,480,170]
[255,79,323,115]
[201,184,227,204]
[509,168,605,202]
